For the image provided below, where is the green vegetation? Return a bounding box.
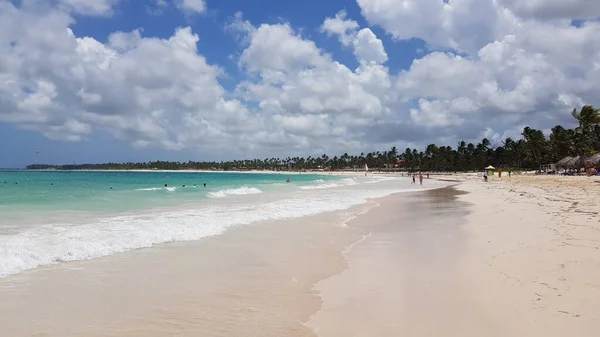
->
[27,106,600,172]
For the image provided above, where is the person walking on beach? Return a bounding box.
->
[411,175,416,184]
[419,173,423,185]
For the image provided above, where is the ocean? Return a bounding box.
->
[0,170,436,278]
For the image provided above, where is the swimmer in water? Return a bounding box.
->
[164,184,168,187]
[286,178,291,183]
[203,183,206,188]
[182,184,186,187]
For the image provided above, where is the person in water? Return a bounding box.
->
[164,184,168,187]
[286,178,291,183]
[203,183,206,188]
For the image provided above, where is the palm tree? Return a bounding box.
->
[572,105,600,132]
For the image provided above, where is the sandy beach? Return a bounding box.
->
[1,174,599,336]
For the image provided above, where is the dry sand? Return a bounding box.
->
[310,175,600,336]
[1,175,599,336]
[453,175,600,336]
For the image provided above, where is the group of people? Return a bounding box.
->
[411,173,425,185]
[164,183,207,188]
[483,169,512,182]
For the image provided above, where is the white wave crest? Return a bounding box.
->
[300,183,339,190]
[206,187,262,198]
[341,178,357,186]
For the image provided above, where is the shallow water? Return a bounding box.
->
[0,171,445,277]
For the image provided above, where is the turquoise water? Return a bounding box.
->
[0,170,441,278]
[0,170,339,213]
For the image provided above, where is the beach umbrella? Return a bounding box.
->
[484,165,495,170]
[555,156,573,168]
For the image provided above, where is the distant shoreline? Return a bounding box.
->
[17,168,409,176]
[10,168,475,178]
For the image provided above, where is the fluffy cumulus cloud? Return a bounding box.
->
[0,0,599,158]
[320,10,388,65]
[0,0,247,151]
[230,12,392,153]
[358,0,600,145]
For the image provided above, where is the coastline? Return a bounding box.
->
[0,184,454,336]
[1,175,599,335]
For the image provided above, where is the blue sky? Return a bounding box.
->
[0,0,598,168]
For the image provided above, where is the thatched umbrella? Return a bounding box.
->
[589,153,600,166]
[570,155,590,169]
[566,156,580,168]
[556,156,573,168]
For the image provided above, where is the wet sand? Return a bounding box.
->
[0,187,466,336]
[308,187,474,336]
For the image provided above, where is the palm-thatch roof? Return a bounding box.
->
[565,156,579,168]
[589,153,600,166]
[568,155,590,169]
[556,156,573,167]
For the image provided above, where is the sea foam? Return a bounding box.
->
[206,187,262,198]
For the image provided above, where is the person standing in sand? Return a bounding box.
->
[419,173,423,185]
[411,175,416,184]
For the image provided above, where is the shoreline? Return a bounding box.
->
[0,184,454,336]
[1,175,599,335]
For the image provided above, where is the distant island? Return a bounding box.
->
[27,106,600,172]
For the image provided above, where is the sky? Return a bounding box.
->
[1,0,599,168]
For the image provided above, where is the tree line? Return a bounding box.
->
[27,105,600,172]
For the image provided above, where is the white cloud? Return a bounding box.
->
[146,0,169,16]
[0,2,249,152]
[58,0,121,16]
[498,0,600,20]
[1,0,600,159]
[176,0,206,14]
[356,0,520,53]
[321,11,388,65]
[353,28,388,65]
[320,10,359,46]
[230,14,392,153]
